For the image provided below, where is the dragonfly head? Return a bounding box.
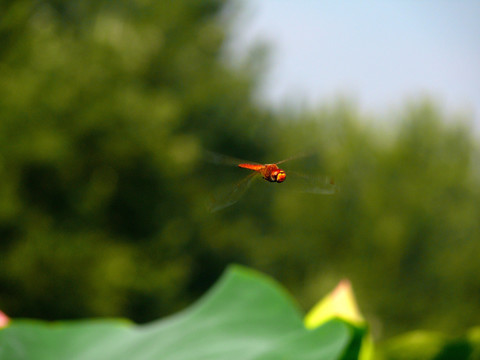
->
[273,169,286,183]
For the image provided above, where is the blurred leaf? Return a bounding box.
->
[376,327,480,360]
[305,279,364,327]
[0,266,353,360]
[305,279,374,360]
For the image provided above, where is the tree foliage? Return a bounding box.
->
[0,0,479,339]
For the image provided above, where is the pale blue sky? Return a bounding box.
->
[228,1,480,124]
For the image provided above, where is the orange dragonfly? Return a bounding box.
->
[206,151,337,212]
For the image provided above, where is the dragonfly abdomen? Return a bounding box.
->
[238,163,264,171]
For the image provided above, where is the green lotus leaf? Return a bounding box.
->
[0,266,355,360]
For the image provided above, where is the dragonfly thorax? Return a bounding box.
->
[263,164,286,183]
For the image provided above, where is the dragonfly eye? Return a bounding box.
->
[276,170,286,183]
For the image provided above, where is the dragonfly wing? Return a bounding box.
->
[288,171,338,194]
[207,172,259,212]
[203,150,262,167]
[275,150,321,165]
[275,153,307,165]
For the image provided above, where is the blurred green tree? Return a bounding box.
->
[0,0,270,321]
[260,102,480,337]
[0,0,479,341]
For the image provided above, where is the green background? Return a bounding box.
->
[0,0,479,340]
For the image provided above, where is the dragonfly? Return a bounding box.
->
[205,151,337,212]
